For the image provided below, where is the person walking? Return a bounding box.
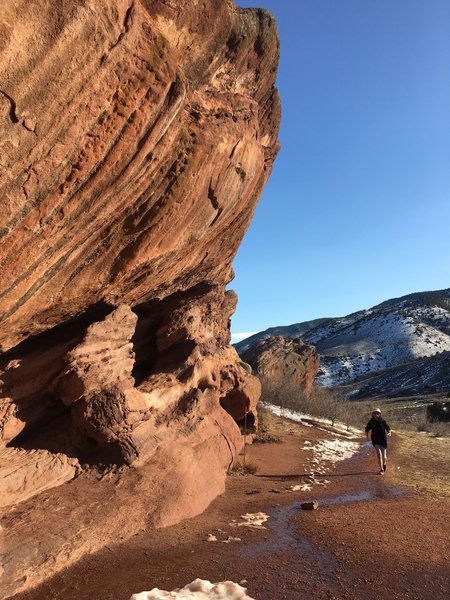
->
[365,409,391,475]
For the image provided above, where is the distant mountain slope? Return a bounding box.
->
[344,350,450,399]
[235,318,332,353]
[235,288,450,395]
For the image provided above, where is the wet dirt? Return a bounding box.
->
[8,425,450,600]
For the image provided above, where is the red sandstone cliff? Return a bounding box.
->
[240,336,320,398]
[0,0,280,594]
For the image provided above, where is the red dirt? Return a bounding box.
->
[8,423,450,600]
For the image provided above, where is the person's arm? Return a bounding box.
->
[385,422,392,437]
[365,422,372,441]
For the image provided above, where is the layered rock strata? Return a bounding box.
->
[241,336,320,398]
[0,0,279,593]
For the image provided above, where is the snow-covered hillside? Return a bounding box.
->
[236,288,450,394]
[345,351,450,399]
[310,303,450,386]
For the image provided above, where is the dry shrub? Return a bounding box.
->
[228,460,258,475]
[253,406,282,443]
[253,431,282,444]
[416,420,450,437]
[258,375,363,429]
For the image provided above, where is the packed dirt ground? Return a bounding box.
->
[8,410,450,600]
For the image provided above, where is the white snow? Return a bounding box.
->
[206,533,241,543]
[264,402,361,435]
[262,404,360,480]
[231,512,269,529]
[130,579,254,600]
[289,484,312,492]
[305,438,360,464]
[309,304,450,387]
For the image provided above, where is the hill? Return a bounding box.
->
[236,288,450,396]
[235,318,333,352]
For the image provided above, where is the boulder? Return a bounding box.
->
[0,0,280,593]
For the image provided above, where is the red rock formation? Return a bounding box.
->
[240,336,320,398]
[0,0,278,458]
[0,0,279,592]
[0,0,279,351]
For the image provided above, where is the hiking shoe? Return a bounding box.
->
[379,469,384,475]
[383,464,387,472]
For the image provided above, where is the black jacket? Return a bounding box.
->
[365,417,390,448]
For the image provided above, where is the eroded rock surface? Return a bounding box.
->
[0,0,279,594]
[0,447,80,508]
[240,336,320,397]
[0,0,279,351]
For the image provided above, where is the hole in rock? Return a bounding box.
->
[236,411,256,432]
[220,391,256,433]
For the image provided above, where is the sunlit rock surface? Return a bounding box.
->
[240,336,320,398]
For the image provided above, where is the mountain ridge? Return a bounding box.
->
[235,287,450,397]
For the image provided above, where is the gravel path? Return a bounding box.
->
[9,423,450,600]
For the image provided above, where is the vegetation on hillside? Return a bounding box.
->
[258,375,450,436]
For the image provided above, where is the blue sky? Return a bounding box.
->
[231,0,450,341]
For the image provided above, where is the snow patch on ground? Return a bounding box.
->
[305,438,360,464]
[230,512,269,529]
[289,484,312,492]
[206,533,241,543]
[130,579,254,600]
[264,402,361,436]
[263,403,360,481]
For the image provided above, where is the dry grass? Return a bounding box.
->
[391,431,450,499]
[256,406,302,436]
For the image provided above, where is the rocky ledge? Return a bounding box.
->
[0,0,280,594]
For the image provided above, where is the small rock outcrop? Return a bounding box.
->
[0,447,79,508]
[0,0,280,594]
[240,336,320,398]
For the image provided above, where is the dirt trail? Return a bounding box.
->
[9,421,450,600]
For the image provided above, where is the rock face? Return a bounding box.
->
[0,0,280,351]
[0,0,279,592]
[240,336,320,398]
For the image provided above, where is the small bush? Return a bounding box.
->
[416,420,450,437]
[239,360,253,375]
[253,431,281,444]
[229,460,258,475]
[416,420,428,432]
[427,401,450,423]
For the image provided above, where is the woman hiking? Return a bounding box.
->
[365,408,391,475]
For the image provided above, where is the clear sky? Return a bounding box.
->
[231,0,450,341]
